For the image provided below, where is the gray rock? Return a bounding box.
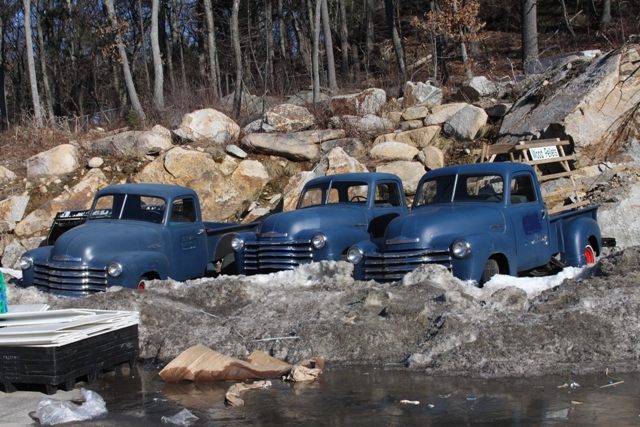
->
[370,142,419,161]
[0,166,17,182]
[330,88,387,116]
[418,146,445,171]
[226,144,248,159]
[263,104,316,133]
[88,157,104,168]
[443,105,488,140]
[26,144,80,177]
[402,81,442,109]
[376,161,426,195]
[460,76,499,102]
[321,138,365,157]
[1,239,25,269]
[0,196,29,222]
[90,130,172,160]
[174,108,241,145]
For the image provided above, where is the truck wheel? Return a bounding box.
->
[480,259,499,286]
[137,276,149,290]
[584,245,596,265]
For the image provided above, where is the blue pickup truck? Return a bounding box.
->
[19,184,256,296]
[347,162,609,285]
[230,173,409,274]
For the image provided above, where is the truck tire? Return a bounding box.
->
[480,259,499,286]
[584,244,596,265]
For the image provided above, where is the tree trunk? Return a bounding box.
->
[338,0,350,81]
[384,0,407,81]
[137,0,151,92]
[293,12,312,77]
[312,0,321,103]
[35,0,54,118]
[351,41,361,86]
[105,0,146,121]
[320,0,338,91]
[600,0,611,29]
[365,0,374,75]
[521,0,539,75]
[265,0,274,92]
[151,0,164,109]
[23,0,43,127]
[0,12,8,129]
[277,0,288,93]
[232,0,242,118]
[171,0,187,89]
[203,0,220,98]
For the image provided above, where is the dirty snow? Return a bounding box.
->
[4,248,640,378]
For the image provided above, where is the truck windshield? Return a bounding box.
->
[414,174,504,207]
[298,182,369,208]
[89,194,166,224]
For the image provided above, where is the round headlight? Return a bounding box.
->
[311,233,326,249]
[347,247,363,264]
[107,261,123,277]
[19,256,33,270]
[451,240,471,259]
[231,237,244,251]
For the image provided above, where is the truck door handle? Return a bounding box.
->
[197,229,205,235]
[353,223,366,228]
[541,210,547,219]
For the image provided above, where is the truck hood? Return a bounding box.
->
[258,205,369,239]
[48,221,164,263]
[381,204,506,250]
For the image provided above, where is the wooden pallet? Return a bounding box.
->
[479,138,585,215]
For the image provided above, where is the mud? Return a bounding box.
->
[6,247,640,378]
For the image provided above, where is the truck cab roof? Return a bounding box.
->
[95,183,198,201]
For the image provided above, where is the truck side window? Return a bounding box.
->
[346,184,368,203]
[299,187,325,207]
[510,175,537,204]
[375,183,401,207]
[90,195,117,219]
[459,175,503,202]
[170,198,197,223]
[139,196,165,223]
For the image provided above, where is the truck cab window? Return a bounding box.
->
[299,186,326,208]
[170,198,197,223]
[510,175,537,204]
[375,183,401,207]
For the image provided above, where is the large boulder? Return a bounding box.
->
[0,166,16,182]
[598,182,640,249]
[242,129,344,161]
[370,142,419,161]
[26,144,80,177]
[330,115,395,135]
[330,88,387,116]
[135,147,269,221]
[374,126,440,149]
[173,108,241,145]
[1,239,25,269]
[15,168,109,237]
[402,81,442,109]
[0,196,29,223]
[459,76,499,102]
[424,103,468,126]
[443,105,488,140]
[418,146,445,171]
[262,104,316,133]
[498,45,640,163]
[88,130,172,160]
[376,161,426,195]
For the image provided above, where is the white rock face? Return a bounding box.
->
[370,142,419,161]
[174,108,241,144]
[598,182,640,249]
[443,105,488,140]
[0,166,17,182]
[376,161,426,195]
[402,81,442,109]
[262,104,316,133]
[88,157,104,168]
[330,88,387,116]
[26,144,80,177]
[0,196,30,222]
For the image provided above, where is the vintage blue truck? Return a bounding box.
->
[230,173,409,274]
[19,183,256,296]
[347,162,610,285]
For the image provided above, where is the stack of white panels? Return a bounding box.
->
[0,309,139,347]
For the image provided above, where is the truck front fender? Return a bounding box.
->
[450,232,517,284]
[100,251,171,289]
[559,216,602,267]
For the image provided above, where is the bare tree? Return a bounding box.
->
[365,0,374,75]
[104,0,146,121]
[312,0,321,102]
[385,0,407,81]
[338,0,351,81]
[203,0,221,98]
[265,0,275,91]
[151,0,165,109]
[320,0,337,91]
[522,0,539,75]
[601,0,611,29]
[35,0,53,118]
[232,0,242,118]
[23,0,43,127]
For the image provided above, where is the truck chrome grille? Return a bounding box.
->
[243,240,313,272]
[363,249,452,281]
[32,262,108,293]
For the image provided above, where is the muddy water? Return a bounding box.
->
[79,365,639,426]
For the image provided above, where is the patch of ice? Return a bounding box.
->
[480,266,592,298]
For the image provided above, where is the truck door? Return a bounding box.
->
[368,181,406,238]
[509,173,551,271]
[168,197,208,280]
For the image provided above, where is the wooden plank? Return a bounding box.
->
[548,200,591,216]
[543,184,588,199]
[538,169,580,182]
[512,139,570,150]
